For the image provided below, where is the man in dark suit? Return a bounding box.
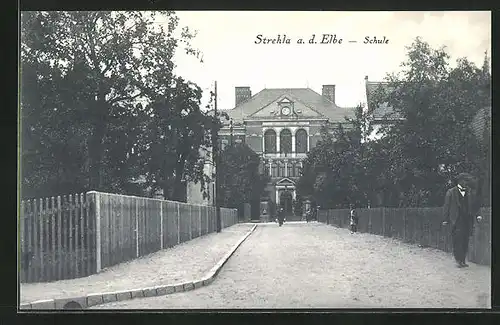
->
[277,207,285,226]
[442,173,483,268]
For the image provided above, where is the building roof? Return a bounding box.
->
[365,80,403,121]
[216,88,355,125]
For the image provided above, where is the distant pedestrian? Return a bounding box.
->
[442,173,483,268]
[277,207,285,225]
[350,205,358,233]
[305,208,312,222]
[314,205,320,221]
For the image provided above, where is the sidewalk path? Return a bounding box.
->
[20,224,254,304]
[92,222,491,309]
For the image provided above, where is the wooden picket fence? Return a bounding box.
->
[19,194,95,283]
[19,191,238,283]
[318,207,491,266]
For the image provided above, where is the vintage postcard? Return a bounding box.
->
[19,11,491,310]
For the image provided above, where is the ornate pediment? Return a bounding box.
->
[251,94,322,118]
[276,177,296,186]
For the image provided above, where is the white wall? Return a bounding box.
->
[186,146,215,206]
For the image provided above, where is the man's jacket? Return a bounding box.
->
[443,186,481,228]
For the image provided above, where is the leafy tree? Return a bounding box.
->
[218,143,269,210]
[301,37,491,209]
[297,105,370,209]
[20,11,208,199]
[293,197,303,216]
[371,37,491,207]
[136,79,221,201]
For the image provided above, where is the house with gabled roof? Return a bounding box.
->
[187,84,357,219]
[364,76,405,141]
[365,75,491,144]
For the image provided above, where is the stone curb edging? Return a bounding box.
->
[19,224,257,311]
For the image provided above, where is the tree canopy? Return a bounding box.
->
[298,37,490,208]
[218,142,269,210]
[21,11,219,200]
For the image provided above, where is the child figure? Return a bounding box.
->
[350,205,358,233]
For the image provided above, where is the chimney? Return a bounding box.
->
[235,86,251,106]
[322,85,336,104]
[365,75,369,81]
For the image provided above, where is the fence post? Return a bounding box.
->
[206,207,209,235]
[176,203,180,244]
[50,196,56,280]
[56,196,62,279]
[135,196,139,258]
[79,194,85,278]
[42,197,50,280]
[84,194,91,277]
[71,195,79,279]
[160,202,164,250]
[69,195,76,279]
[199,206,202,237]
[32,199,39,281]
[38,198,45,281]
[26,200,33,282]
[189,205,192,240]
[93,192,102,273]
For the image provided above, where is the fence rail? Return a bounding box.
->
[318,207,491,266]
[19,191,238,283]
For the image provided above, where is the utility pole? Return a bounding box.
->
[213,81,222,233]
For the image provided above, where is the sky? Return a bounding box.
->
[169,11,491,111]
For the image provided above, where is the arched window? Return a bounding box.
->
[295,129,308,153]
[271,161,278,177]
[263,160,270,176]
[280,129,292,154]
[264,129,277,153]
[277,161,285,177]
[287,162,293,177]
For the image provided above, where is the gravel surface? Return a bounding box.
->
[20,224,253,304]
[92,221,491,309]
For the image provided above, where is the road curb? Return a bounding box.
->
[20,224,257,310]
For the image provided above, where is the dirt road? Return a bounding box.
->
[92,222,491,309]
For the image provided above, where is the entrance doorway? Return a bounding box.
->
[279,190,293,215]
